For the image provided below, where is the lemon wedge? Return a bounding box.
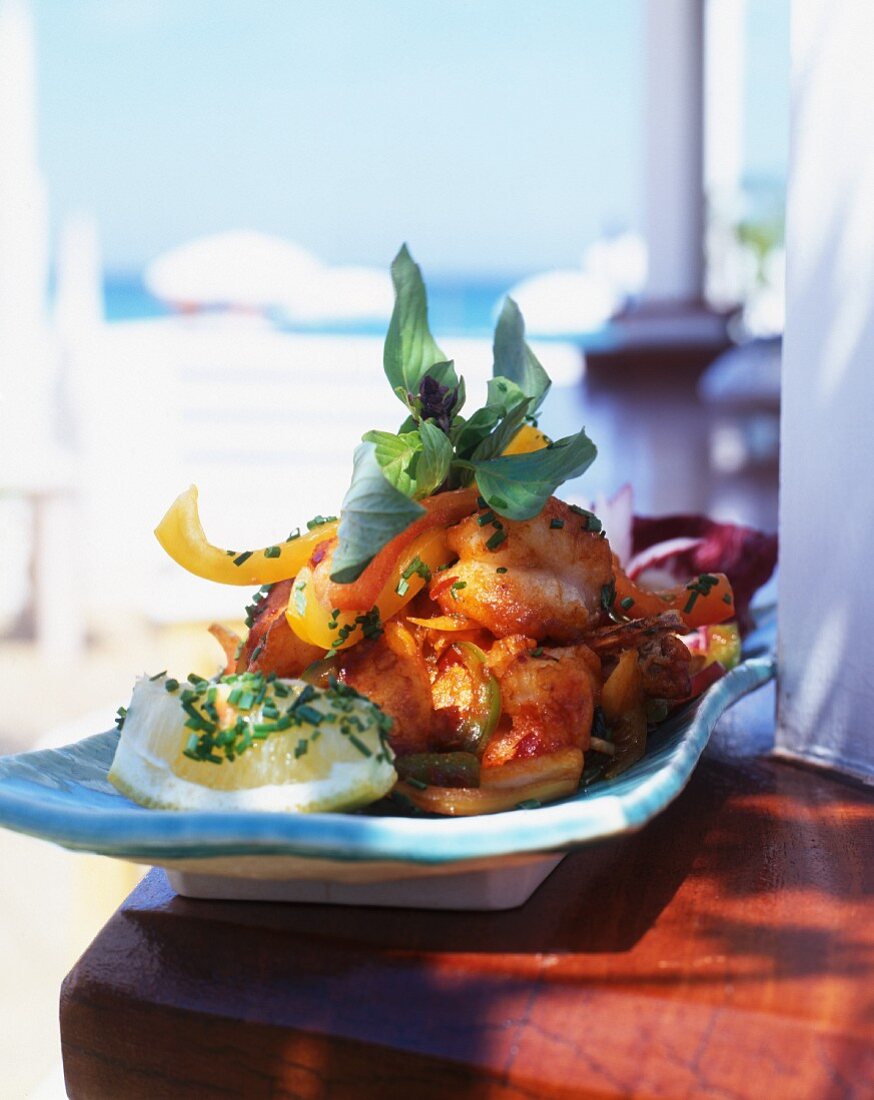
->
[108,673,397,813]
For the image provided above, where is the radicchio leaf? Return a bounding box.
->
[631,513,778,632]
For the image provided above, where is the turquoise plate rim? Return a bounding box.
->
[0,655,774,865]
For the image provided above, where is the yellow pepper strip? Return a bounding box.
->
[286,528,453,651]
[502,423,551,455]
[154,485,338,587]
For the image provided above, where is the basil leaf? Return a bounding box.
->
[415,419,453,498]
[331,443,426,583]
[472,429,597,520]
[486,375,527,414]
[454,405,502,460]
[470,377,533,463]
[493,297,551,413]
[362,429,422,497]
[383,245,447,400]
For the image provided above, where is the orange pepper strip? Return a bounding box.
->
[612,560,735,629]
[322,488,478,610]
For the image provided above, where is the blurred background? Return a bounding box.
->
[0,1,787,1094]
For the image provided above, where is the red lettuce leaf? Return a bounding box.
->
[631,513,777,633]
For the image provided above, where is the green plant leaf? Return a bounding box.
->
[486,375,527,414]
[493,297,551,413]
[383,245,447,400]
[453,405,502,460]
[362,429,422,497]
[472,428,597,520]
[415,419,454,497]
[469,376,533,462]
[331,443,426,583]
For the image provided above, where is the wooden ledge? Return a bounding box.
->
[60,698,874,1098]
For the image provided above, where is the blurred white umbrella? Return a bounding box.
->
[145,231,392,323]
[507,269,618,337]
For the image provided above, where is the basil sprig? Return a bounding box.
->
[330,246,597,582]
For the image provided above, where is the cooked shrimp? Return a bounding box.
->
[481,639,600,768]
[584,611,692,699]
[583,611,685,655]
[435,497,613,643]
[637,633,692,699]
[335,622,435,755]
[239,580,324,677]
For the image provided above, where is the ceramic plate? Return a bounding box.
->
[0,648,774,908]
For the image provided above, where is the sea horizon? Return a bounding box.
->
[97,271,530,339]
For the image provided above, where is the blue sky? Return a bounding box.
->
[33,0,787,277]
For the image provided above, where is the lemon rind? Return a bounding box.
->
[109,734,396,813]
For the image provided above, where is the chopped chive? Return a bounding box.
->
[348,734,372,757]
[516,798,541,810]
[496,566,508,574]
[296,704,324,725]
[264,546,281,559]
[228,687,242,705]
[723,592,733,605]
[307,514,337,529]
[476,511,496,526]
[237,691,256,710]
[164,678,179,693]
[530,646,544,657]
[485,529,507,551]
[620,596,635,611]
[406,777,428,790]
[149,670,167,681]
[549,518,565,529]
[396,555,431,597]
[450,580,467,600]
[570,505,603,533]
[233,550,253,567]
[600,580,616,611]
[683,590,699,614]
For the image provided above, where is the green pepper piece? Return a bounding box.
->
[395,752,481,789]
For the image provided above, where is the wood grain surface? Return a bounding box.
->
[60,691,874,1099]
